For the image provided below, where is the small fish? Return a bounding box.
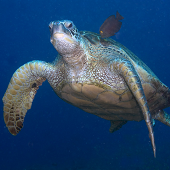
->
[100,11,124,38]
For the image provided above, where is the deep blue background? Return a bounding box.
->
[1,0,170,169]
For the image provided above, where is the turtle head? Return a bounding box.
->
[49,20,81,55]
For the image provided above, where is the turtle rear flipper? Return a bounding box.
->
[2,61,52,135]
[109,120,127,133]
[154,110,170,126]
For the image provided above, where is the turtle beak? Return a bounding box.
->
[49,21,75,45]
[49,20,80,55]
[49,22,71,38]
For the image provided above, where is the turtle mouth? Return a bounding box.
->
[53,32,65,38]
[52,32,75,44]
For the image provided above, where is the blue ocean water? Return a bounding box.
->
[1,0,170,169]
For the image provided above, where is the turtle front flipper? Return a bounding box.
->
[2,61,53,135]
[111,59,156,157]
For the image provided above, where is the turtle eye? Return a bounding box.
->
[65,22,73,29]
[49,22,54,30]
[49,25,52,30]
[48,23,52,30]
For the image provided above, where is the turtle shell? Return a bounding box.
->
[55,31,170,122]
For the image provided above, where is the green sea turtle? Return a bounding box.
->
[3,20,170,157]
